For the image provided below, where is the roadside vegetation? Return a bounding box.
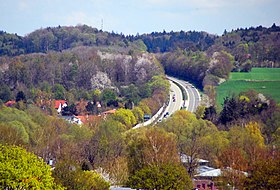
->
[0,24,279,189]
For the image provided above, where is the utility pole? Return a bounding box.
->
[101,19,103,30]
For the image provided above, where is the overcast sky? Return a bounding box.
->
[1,0,279,36]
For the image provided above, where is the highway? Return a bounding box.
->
[133,76,200,127]
[158,80,184,121]
[167,76,201,113]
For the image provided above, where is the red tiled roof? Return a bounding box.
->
[54,100,67,109]
[5,100,16,107]
[76,115,98,124]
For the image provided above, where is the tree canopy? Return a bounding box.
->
[0,144,64,189]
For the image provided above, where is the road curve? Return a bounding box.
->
[133,76,200,128]
[167,76,201,113]
[157,80,184,122]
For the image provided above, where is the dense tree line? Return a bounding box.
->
[213,23,280,68]
[1,24,280,70]
[0,88,279,189]
[132,30,216,52]
[202,90,280,145]
[158,48,234,92]
[0,144,65,189]
[0,25,216,56]
[0,46,168,115]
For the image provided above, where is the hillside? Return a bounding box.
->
[1,24,280,107]
[0,24,280,189]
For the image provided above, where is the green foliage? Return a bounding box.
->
[52,84,66,100]
[0,46,163,111]
[160,110,217,176]
[53,161,109,190]
[120,84,141,104]
[91,89,102,102]
[126,127,180,176]
[0,144,64,189]
[75,171,110,190]
[113,108,137,129]
[228,122,265,162]
[138,101,152,115]
[0,84,13,102]
[217,90,277,129]
[84,118,126,168]
[101,88,117,105]
[148,75,170,94]
[200,130,229,167]
[0,122,29,145]
[209,51,234,79]
[160,49,210,87]
[130,39,147,52]
[132,106,144,123]
[0,106,39,145]
[128,163,192,190]
[244,157,280,190]
[217,25,280,66]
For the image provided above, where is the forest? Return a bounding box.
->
[0,24,280,189]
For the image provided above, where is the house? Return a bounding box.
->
[101,109,116,116]
[76,115,98,124]
[54,100,67,113]
[4,100,16,107]
[181,154,248,190]
[181,154,218,190]
[60,115,82,125]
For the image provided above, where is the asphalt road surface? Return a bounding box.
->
[135,76,200,126]
[167,76,200,113]
[158,80,184,121]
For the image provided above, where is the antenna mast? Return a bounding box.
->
[101,19,103,30]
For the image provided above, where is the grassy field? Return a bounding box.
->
[217,68,280,107]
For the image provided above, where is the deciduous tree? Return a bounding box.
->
[127,163,192,190]
[0,144,64,189]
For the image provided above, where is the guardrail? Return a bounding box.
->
[167,76,190,110]
[132,106,164,129]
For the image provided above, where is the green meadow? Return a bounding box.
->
[217,68,280,107]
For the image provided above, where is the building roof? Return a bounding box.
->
[195,169,221,177]
[195,167,248,178]
[4,100,16,107]
[197,165,217,174]
[54,100,67,109]
[102,109,116,115]
[76,115,98,124]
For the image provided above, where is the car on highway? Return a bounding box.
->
[163,112,169,118]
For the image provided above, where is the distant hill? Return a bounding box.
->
[211,23,280,68]
[1,24,280,68]
[0,25,217,56]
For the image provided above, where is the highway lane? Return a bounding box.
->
[158,80,183,121]
[167,76,200,113]
[134,76,200,127]
[167,80,183,115]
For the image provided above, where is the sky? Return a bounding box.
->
[1,0,279,36]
